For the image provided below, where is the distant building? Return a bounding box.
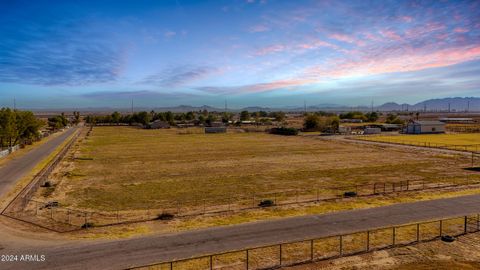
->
[406,120,445,134]
[340,119,363,123]
[438,118,475,124]
[338,126,352,134]
[363,127,381,135]
[205,127,227,133]
[149,120,170,129]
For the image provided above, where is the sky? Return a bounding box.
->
[0,0,479,109]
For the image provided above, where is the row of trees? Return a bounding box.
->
[339,111,379,122]
[303,113,340,132]
[0,108,44,148]
[85,110,287,127]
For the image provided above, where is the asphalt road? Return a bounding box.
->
[0,127,77,203]
[2,193,480,270]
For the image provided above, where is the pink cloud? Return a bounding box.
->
[297,39,338,50]
[399,16,413,23]
[254,44,286,55]
[304,45,480,80]
[454,27,469,33]
[249,24,270,33]
[379,29,402,41]
[329,33,365,46]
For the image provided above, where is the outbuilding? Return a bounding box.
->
[149,120,170,129]
[406,120,445,134]
[205,127,227,133]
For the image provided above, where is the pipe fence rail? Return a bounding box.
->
[353,135,480,154]
[128,214,480,270]
[8,178,480,232]
[1,128,82,223]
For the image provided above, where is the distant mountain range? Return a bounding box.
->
[30,97,480,113]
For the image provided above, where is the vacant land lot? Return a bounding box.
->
[38,126,479,214]
[358,133,480,152]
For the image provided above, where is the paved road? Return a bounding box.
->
[0,127,77,208]
[2,194,480,270]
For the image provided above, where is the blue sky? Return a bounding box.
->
[0,0,479,109]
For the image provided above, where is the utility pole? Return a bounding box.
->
[424,103,427,112]
[467,101,470,112]
[448,103,451,113]
[131,99,134,114]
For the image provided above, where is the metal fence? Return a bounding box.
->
[353,136,480,154]
[1,128,82,217]
[11,178,480,232]
[129,214,480,270]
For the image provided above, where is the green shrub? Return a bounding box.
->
[269,127,298,136]
[258,199,275,207]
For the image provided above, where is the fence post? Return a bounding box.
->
[465,216,468,234]
[406,180,409,191]
[84,212,88,227]
[339,235,343,256]
[170,261,173,270]
[439,220,443,237]
[416,223,420,242]
[279,244,282,266]
[477,214,480,232]
[246,249,249,270]
[210,255,213,270]
[383,182,386,193]
[310,239,314,261]
[392,227,396,246]
[366,231,370,251]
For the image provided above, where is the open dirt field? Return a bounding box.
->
[286,232,480,270]
[357,133,480,152]
[37,126,479,214]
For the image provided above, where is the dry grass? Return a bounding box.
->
[42,126,480,213]
[358,133,480,152]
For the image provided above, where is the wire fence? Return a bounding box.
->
[9,178,480,232]
[353,135,480,153]
[129,214,480,270]
[1,127,82,223]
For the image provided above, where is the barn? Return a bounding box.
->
[406,120,445,134]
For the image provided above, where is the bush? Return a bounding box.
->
[41,181,52,187]
[441,235,455,242]
[156,213,175,220]
[344,191,357,197]
[258,199,275,207]
[269,127,298,136]
[81,222,94,229]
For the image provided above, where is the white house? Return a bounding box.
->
[406,120,445,134]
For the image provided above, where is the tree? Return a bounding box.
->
[185,111,195,121]
[365,112,379,122]
[111,111,121,124]
[240,111,250,121]
[303,114,321,131]
[221,112,233,124]
[1,108,43,148]
[270,111,285,122]
[385,114,404,124]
